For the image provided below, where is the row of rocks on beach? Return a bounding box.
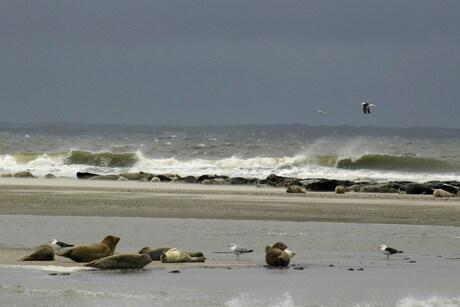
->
[3,170,460,197]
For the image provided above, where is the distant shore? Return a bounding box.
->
[0,178,459,226]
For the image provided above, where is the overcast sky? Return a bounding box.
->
[1,1,459,128]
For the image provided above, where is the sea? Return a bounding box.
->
[0,125,459,306]
[0,124,459,183]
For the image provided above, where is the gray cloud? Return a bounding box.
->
[1,0,459,127]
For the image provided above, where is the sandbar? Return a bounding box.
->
[0,177,459,226]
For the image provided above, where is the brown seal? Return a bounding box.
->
[85,253,152,269]
[265,242,291,267]
[57,235,120,262]
[160,248,206,263]
[19,244,55,261]
[138,247,174,261]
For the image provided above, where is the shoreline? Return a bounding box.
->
[0,178,459,226]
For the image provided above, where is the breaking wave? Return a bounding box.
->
[0,150,459,182]
[334,154,458,172]
[65,150,137,167]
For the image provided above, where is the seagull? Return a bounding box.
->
[228,244,254,261]
[379,244,403,260]
[361,102,376,114]
[50,239,74,251]
[317,110,327,115]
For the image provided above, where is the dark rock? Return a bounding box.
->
[76,172,100,179]
[174,176,198,184]
[425,182,458,194]
[230,177,249,185]
[399,183,434,194]
[153,174,173,182]
[305,179,354,192]
[266,174,286,184]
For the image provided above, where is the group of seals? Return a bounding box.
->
[19,236,207,269]
[19,236,292,269]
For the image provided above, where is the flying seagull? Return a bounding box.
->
[50,239,74,251]
[361,102,376,114]
[228,244,254,261]
[317,110,327,115]
[379,244,403,260]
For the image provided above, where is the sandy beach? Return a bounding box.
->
[1,177,459,269]
[0,177,459,226]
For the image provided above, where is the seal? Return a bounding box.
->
[138,247,174,261]
[19,244,55,261]
[265,242,291,267]
[160,248,206,263]
[119,171,152,181]
[84,253,152,269]
[265,244,296,258]
[57,235,120,263]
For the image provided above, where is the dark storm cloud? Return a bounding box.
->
[1,0,459,127]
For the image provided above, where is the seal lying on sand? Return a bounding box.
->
[85,253,152,269]
[19,244,55,261]
[57,235,120,263]
[160,248,206,263]
[265,244,296,258]
[265,242,291,267]
[138,247,174,261]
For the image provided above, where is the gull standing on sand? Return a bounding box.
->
[228,244,253,261]
[50,239,74,251]
[361,102,376,114]
[379,244,403,260]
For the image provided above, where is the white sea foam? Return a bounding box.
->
[225,292,297,307]
[0,284,163,301]
[0,265,91,273]
[396,296,460,307]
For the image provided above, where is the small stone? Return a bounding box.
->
[169,270,181,273]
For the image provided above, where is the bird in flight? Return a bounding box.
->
[379,244,403,260]
[228,244,254,261]
[361,102,376,114]
[317,110,327,115]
